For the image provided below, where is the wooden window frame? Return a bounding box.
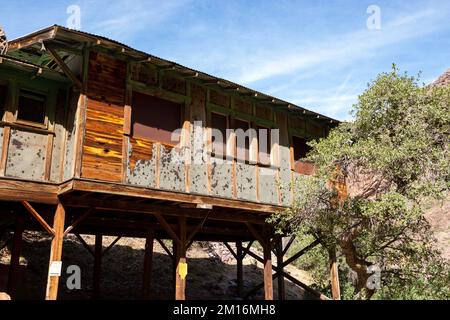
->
[14,87,49,130]
[290,133,315,174]
[210,111,230,159]
[256,124,273,167]
[130,90,185,148]
[233,117,258,165]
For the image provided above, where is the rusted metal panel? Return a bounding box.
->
[5,129,46,181]
[159,145,185,192]
[127,137,157,188]
[189,83,208,194]
[189,121,208,194]
[236,162,257,201]
[276,111,292,206]
[210,158,233,198]
[63,91,78,181]
[50,89,67,182]
[82,99,124,182]
[259,167,279,204]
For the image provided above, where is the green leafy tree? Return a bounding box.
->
[270,66,450,299]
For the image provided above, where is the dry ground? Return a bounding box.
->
[0,231,314,300]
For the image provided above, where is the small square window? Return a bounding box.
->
[17,90,46,124]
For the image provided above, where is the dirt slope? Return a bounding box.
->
[0,232,314,300]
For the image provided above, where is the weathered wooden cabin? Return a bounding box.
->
[0,25,337,300]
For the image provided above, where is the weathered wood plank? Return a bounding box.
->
[45,203,66,300]
[72,179,283,213]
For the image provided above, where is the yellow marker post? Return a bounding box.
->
[178,262,188,280]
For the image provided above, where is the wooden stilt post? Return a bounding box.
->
[236,241,243,297]
[329,247,341,300]
[263,240,273,300]
[143,229,154,299]
[175,215,187,300]
[7,214,25,299]
[276,240,285,300]
[45,203,66,300]
[172,240,177,299]
[93,234,102,299]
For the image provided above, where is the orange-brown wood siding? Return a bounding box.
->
[81,51,126,182]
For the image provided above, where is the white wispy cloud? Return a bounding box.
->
[80,0,192,40]
[235,8,441,84]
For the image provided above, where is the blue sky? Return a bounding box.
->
[1,0,449,120]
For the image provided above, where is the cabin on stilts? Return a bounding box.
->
[0,25,338,300]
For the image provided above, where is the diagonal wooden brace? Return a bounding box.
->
[22,201,55,236]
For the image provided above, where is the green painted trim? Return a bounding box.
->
[128,79,190,105]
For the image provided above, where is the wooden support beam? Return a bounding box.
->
[236,241,243,297]
[329,247,341,300]
[223,242,238,259]
[46,45,82,89]
[244,272,278,299]
[71,179,282,214]
[102,236,121,256]
[263,238,274,300]
[276,240,285,300]
[282,239,320,268]
[93,234,102,299]
[45,203,66,300]
[143,229,154,299]
[282,235,296,256]
[63,208,94,237]
[74,233,94,256]
[7,214,25,299]
[22,201,55,236]
[242,241,254,259]
[156,238,173,258]
[0,126,11,176]
[243,246,330,300]
[245,223,266,247]
[154,213,181,245]
[44,134,54,181]
[175,215,187,300]
[185,211,210,246]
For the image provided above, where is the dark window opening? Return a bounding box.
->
[234,118,250,163]
[292,136,314,174]
[211,112,228,157]
[0,84,7,118]
[292,136,311,161]
[17,90,46,124]
[131,91,183,146]
[257,125,271,166]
